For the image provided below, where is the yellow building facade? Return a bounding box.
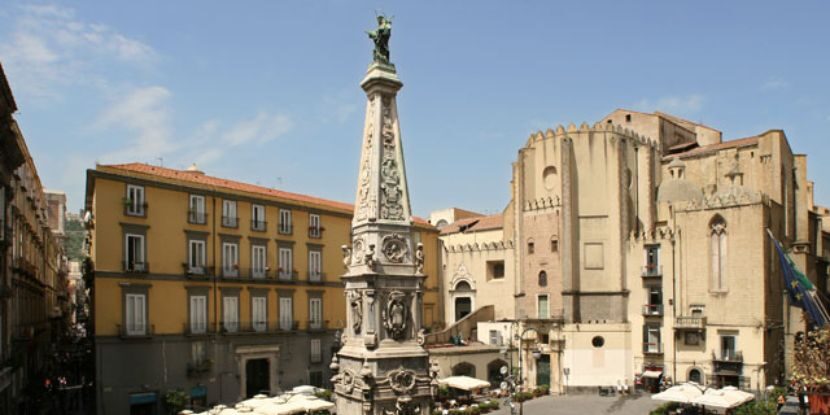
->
[85,163,441,414]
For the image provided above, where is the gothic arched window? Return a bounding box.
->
[538,271,548,287]
[710,216,727,291]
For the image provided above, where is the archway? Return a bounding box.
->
[688,368,703,384]
[487,359,508,386]
[452,362,476,378]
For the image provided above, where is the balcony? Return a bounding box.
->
[220,266,240,278]
[713,350,743,363]
[221,321,273,334]
[308,226,323,239]
[642,304,664,316]
[187,211,207,224]
[278,270,297,281]
[249,267,270,280]
[251,220,267,232]
[308,272,325,283]
[278,223,293,235]
[307,320,327,332]
[643,342,664,355]
[278,320,300,332]
[124,199,148,217]
[222,216,239,228]
[123,261,149,273]
[183,323,215,336]
[117,324,155,338]
[642,265,662,278]
[675,316,707,330]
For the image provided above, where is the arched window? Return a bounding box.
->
[710,216,727,291]
[538,271,547,287]
[455,281,472,292]
[688,368,702,384]
[452,362,476,377]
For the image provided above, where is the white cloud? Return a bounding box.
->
[96,86,176,162]
[635,94,704,114]
[761,78,789,91]
[0,3,156,99]
[223,112,293,146]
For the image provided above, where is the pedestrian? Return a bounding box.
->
[777,394,785,412]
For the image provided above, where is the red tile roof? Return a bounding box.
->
[666,136,760,159]
[440,214,503,235]
[96,163,433,226]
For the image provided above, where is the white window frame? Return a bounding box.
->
[309,297,322,329]
[189,239,206,274]
[222,200,238,227]
[309,213,321,238]
[189,195,206,223]
[252,204,266,231]
[279,296,293,330]
[308,250,322,281]
[125,233,145,272]
[279,209,292,234]
[252,296,267,332]
[222,242,239,277]
[252,245,267,279]
[310,338,322,363]
[537,294,549,319]
[125,293,147,336]
[126,184,145,216]
[720,334,738,360]
[279,247,293,280]
[646,327,661,353]
[190,295,207,334]
[223,296,239,333]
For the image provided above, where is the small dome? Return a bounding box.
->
[186,163,205,175]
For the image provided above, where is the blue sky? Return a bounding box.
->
[2,1,830,215]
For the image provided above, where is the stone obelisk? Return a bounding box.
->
[330,15,433,415]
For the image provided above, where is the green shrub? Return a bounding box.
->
[314,389,333,402]
[733,400,777,415]
[649,402,679,415]
[533,384,550,397]
[512,391,534,402]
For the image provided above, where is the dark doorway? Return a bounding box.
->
[689,369,702,384]
[487,360,508,387]
[536,354,551,387]
[246,358,270,398]
[130,403,156,415]
[455,297,472,321]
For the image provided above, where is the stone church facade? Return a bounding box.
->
[437,109,828,393]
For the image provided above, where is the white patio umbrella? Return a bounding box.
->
[438,376,491,392]
[301,398,335,413]
[692,387,755,409]
[651,383,705,404]
[239,394,272,409]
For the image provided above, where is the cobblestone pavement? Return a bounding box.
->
[488,393,661,415]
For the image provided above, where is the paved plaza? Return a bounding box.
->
[490,394,662,415]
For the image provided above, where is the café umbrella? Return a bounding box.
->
[692,387,754,409]
[651,383,705,404]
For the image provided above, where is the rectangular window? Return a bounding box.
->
[222,200,238,228]
[125,233,145,272]
[309,371,323,387]
[310,338,322,363]
[189,195,206,224]
[125,184,145,216]
[537,294,549,319]
[487,261,505,280]
[645,326,661,353]
[279,296,293,330]
[222,242,239,277]
[223,296,239,333]
[190,295,207,334]
[309,214,321,238]
[279,209,292,234]
[645,245,660,276]
[720,335,737,360]
[252,245,267,278]
[551,238,559,253]
[308,250,322,281]
[189,240,206,274]
[309,298,322,329]
[252,204,266,231]
[125,293,146,335]
[489,330,502,346]
[279,247,293,280]
[252,296,267,332]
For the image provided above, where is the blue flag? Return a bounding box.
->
[768,230,830,329]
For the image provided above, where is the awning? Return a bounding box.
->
[129,392,157,405]
[190,385,207,398]
[651,383,705,404]
[642,370,662,379]
[438,376,491,391]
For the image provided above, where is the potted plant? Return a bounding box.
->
[791,327,830,414]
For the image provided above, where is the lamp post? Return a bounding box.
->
[516,327,540,415]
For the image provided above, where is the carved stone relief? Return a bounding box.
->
[383,291,408,340]
[414,242,424,274]
[356,96,376,222]
[382,233,408,263]
[349,291,364,334]
[379,96,405,221]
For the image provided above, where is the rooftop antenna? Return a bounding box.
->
[156,157,164,167]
